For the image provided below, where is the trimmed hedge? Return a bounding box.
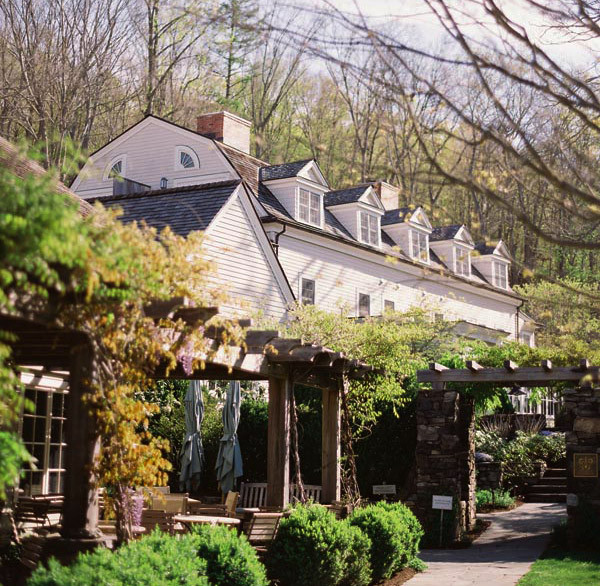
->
[267,504,371,586]
[28,530,209,585]
[28,527,269,586]
[190,524,267,586]
[349,502,423,581]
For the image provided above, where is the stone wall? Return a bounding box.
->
[562,387,600,545]
[409,384,476,544]
[476,462,503,491]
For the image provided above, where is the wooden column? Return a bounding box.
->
[266,374,290,507]
[321,385,341,503]
[61,343,100,539]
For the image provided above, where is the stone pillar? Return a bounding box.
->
[563,386,600,548]
[412,383,475,543]
[266,374,290,507]
[321,385,341,503]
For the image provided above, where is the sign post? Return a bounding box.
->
[432,495,453,547]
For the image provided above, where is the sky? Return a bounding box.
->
[308,0,600,66]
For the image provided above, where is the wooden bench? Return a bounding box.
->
[141,510,177,535]
[15,498,51,529]
[239,483,323,508]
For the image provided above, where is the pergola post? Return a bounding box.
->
[321,384,341,503]
[266,373,291,507]
[61,343,100,540]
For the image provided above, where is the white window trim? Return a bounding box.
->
[358,210,380,247]
[300,276,316,305]
[454,245,471,277]
[174,146,200,171]
[296,187,323,227]
[103,154,127,181]
[409,229,430,264]
[357,291,371,318]
[492,259,509,289]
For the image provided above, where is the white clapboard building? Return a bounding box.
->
[72,112,537,345]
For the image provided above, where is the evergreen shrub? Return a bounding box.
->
[267,504,371,586]
[349,502,423,581]
[28,530,209,585]
[190,524,268,586]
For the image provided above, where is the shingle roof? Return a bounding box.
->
[259,159,312,181]
[0,136,93,217]
[430,225,462,242]
[381,207,413,226]
[474,242,496,255]
[93,180,240,236]
[324,186,369,207]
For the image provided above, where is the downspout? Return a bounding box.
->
[270,223,286,256]
[515,298,524,342]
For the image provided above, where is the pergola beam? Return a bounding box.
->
[418,364,600,385]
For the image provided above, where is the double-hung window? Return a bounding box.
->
[455,247,470,276]
[358,293,371,317]
[384,299,395,312]
[410,230,429,263]
[359,212,379,246]
[298,189,321,225]
[493,261,508,289]
[301,278,315,305]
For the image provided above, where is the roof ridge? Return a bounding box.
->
[90,179,241,203]
[263,158,313,168]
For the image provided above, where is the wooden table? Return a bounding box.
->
[173,514,241,531]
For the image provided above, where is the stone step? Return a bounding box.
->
[543,468,567,478]
[525,492,566,503]
[529,484,566,494]
[537,476,567,486]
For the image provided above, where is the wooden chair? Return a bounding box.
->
[151,493,188,514]
[15,497,51,529]
[187,502,228,516]
[20,531,47,572]
[141,510,176,535]
[224,491,239,517]
[243,512,282,556]
[239,483,267,508]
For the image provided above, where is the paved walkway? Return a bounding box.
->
[410,502,566,586]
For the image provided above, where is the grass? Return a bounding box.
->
[518,547,600,585]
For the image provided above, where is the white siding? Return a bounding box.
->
[203,195,289,320]
[277,229,519,337]
[328,207,359,239]
[73,119,234,199]
[265,181,297,219]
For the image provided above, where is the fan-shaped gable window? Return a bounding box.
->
[104,155,126,180]
[175,146,199,170]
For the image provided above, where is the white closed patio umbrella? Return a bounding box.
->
[179,380,205,492]
[215,380,243,495]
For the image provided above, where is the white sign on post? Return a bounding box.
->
[373,485,396,495]
[432,495,453,511]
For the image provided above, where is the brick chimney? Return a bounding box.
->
[196,111,251,154]
[370,181,400,210]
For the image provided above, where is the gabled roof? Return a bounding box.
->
[260,159,314,181]
[92,180,241,236]
[0,136,93,217]
[381,207,413,226]
[474,240,511,260]
[323,185,384,211]
[430,224,462,241]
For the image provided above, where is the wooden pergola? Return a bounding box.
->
[3,306,372,550]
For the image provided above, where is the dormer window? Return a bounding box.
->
[493,260,508,289]
[298,188,321,225]
[455,247,471,276]
[175,146,199,170]
[410,230,429,263]
[359,211,379,246]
